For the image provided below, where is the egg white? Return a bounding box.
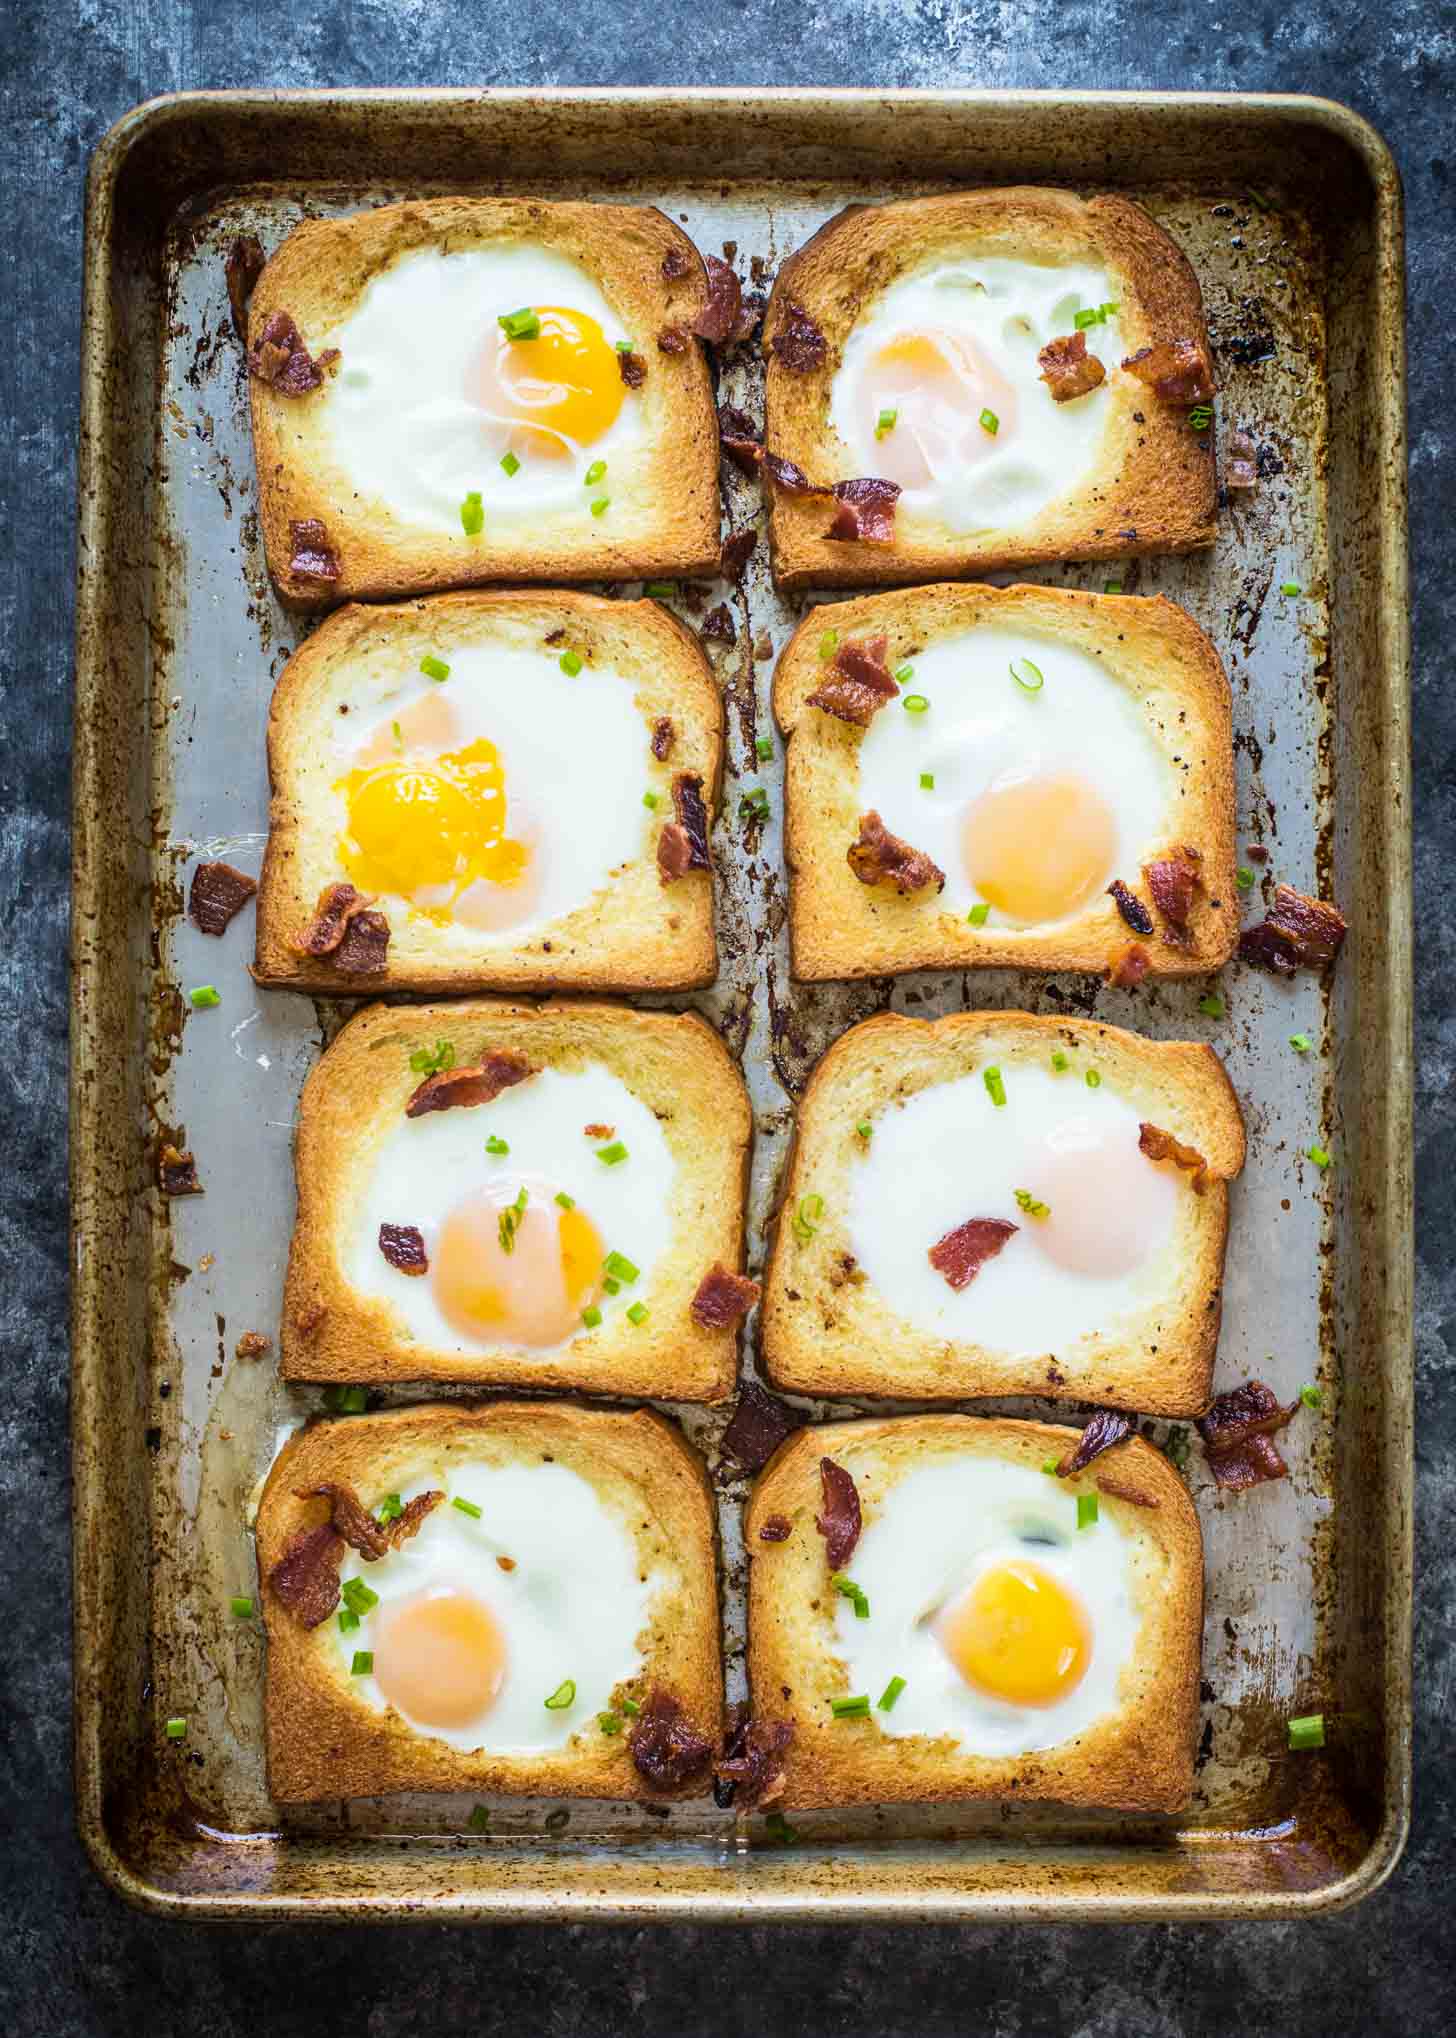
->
[349,1064,676,1352]
[322,244,642,531]
[856,625,1171,925]
[334,1456,656,1752]
[829,256,1122,533]
[832,1455,1141,1756]
[848,1062,1181,1351]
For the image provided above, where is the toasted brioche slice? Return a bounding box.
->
[745,1415,1202,1813]
[774,583,1236,981]
[253,591,721,994]
[257,1400,722,1803]
[763,189,1217,590]
[282,999,752,1401]
[249,198,721,606]
[761,1011,1245,1414]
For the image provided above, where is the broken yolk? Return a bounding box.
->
[432,1178,605,1347]
[372,1587,507,1728]
[936,1560,1091,1708]
[473,304,625,458]
[962,771,1117,924]
[861,329,1019,490]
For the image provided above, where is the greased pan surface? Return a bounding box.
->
[72,89,1410,1920]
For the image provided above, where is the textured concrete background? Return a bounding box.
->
[3,2,1449,2032]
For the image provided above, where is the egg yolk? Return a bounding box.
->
[432,1177,605,1347]
[861,329,1019,490]
[372,1586,507,1728]
[473,304,625,458]
[962,771,1118,924]
[936,1559,1091,1708]
[1027,1114,1179,1277]
[337,735,529,915]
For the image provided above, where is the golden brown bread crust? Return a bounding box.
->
[763,189,1217,589]
[746,1415,1203,1813]
[282,998,752,1400]
[257,1400,723,1802]
[773,582,1237,981]
[253,590,721,994]
[760,1011,1246,1414]
[249,197,722,606]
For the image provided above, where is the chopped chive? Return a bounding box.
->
[585,459,607,486]
[598,1711,624,1735]
[338,1608,359,1634]
[341,1577,379,1616]
[229,1596,254,1618]
[555,1191,575,1210]
[597,1141,628,1166]
[1104,579,1124,594]
[590,496,610,518]
[1236,866,1256,890]
[392,720,403,748]
[756,735,773,760]
[1073,307,1099,330]
[1051,1050,1070,1073]
[581,1305,602,1329]
[467,1804,491,1832]
[763,1810,799,1844]
[460,491,484,536]
[1189,404,1213,431]
[500,451,520,478]
[877,1675,906,1712]
[1288,1713,1325,1751]
[1041,1457,1060,1476]
[1290,1032,1313,1053]
[968,902,990,927]
[616,339,634,354]
[604,1250,639,1285]
[902,693,930,713]
[351,1650,374,1675]
[1010,657,1044,693]
[1014,1188,1050,1218]
[643,790,659,809]
[1307,1145,1332,1170]
[793,1192,824,1244]
[1085,1069,1102,1090]
[1163,1425,1191,1473]
[1281,581,1302,596]
[560,649,583,676]
[544,1678,576,1710]
[498,307,540,341]
[626,1301,649,1326]
[1199,994,1226,1019]
[603,1276,620,1296]
[420,653,451,681]
[165,1717,188,1740]
[188,984,221,1009]
[875,407,898,439]
[983,1066,1006,1108]
[831,1694,871,1718]
[855,1119,872,1141]
[979,407,999,435]
[1077,1492,1099,1529]
[452,1496,483,1519]
[1300,1384,1323,1409]
[376,1493,403,1522]
[817,629,839,663]
[644,580,676,597]
[324,1385,369,1414]
[739,786,771,824]
[831,1573,870,1618]
[894,663,915,684]
[409,1039,456,1076]
[919,771,935,790]
[619,1697,640,1717]
[1100,302,1120,319]
[485,1134,509,1155]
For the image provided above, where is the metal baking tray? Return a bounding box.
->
[72,87,1411,1921]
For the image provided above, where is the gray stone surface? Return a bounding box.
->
[2,3,1449,2032]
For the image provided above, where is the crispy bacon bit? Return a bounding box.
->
[720,528,757,582]
[189,859,258,935]
[690,1263,761,1331]
[718,401,763,475]
[1145,848,1203,932]
[1227,430,1259,490]
[583,1124,614,1141]
[807,634,899,725]
[1246,844,1269,864]
[1109,941,1152,988]
[928,1217,1018,1291]
[235,1331,272,1360]
[816,1458,861,1571]
[770,299,828,374]
[1197,1380,1298,1490]
[248,311,338,396]
[378,1223,428,1275]
[758,1514,792,1543]
[617,349,647,388]
[702,604,737,645]
[651,716,675,761]
[658,772,712,882]
[300,1480,443,1560]
[224,235,266,341]
[628,1690,714,1792]
[406,1050,534,1119]
[1108,879,1155,935]
[497,1554,516,1571]
[848,810,945,895]
[661,245,693,281]
[732,290,766,345]
[294,882,372,957]
[335,907,390,974]
[1121,338,1217,407]
[721,1382,799,1472]
[268,1521,344,1627]
[288,517,341,582]
[1039,330,1107,401]
[716,1713,795,1810]
[825,476,900,544]
[1055,1410,1135,1477]
[657,325,689,355]
[159,1143,202,1196]
[1139,1121,1211,1193]
[691,255,743,345]
[1239,885,1348,975]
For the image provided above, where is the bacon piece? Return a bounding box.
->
[405,1050,534,1118]
[732,290,766,345]
[847,811,945,895]
[295,882,373,956]
[1109,941,1152,988]
[617,350,646,389]
[720,528,757,582]
[657,325,689,355]
[1197,1380,1298,1491]
[824,476,900,544]
[661,245,692,281]
[158,1143,202,1196]
[690,1263,760,1331]
[721,1382,799,1472]
[1145,847,1203,933]
[1108,879,1154,935]
[189,858,257,935]
[691,255,743,345]
[235,1331,272,1360]
[769,299,828,373]
[1139,1121,1211,1193]
[816,1458,861,1571]
[658,772,712,883]
[1121,338,1216,406]
[1239,885,1348,975]
[628,1690,714,1792]
[717,401,763,475]
[758,1514,792,1543]
[288,517,341,582]
[378,1222,428,1275]
[1227,429,1259,490]
[583,1122,614,1139]
[807,634,899,726]
[651,716,675,761]
[248,310,339,396]
[335,908,390,974]
[299,1480,443,1560]
[224,235,266,341]
[702,604,736,645]
[1039,330,1106,401]
[1055,1410,1135,1477]
[268,1522,344,1627]
[928,1217,1018,1291]
[716,1711,795,1810]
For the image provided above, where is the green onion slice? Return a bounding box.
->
[590,496,610,518]
[626,1302,649,1325]
[830,1694,871,1718]
[420,654,451,681]
[376,1493,403,1522]
[555,1191,575,1210]
[467,1804,491,1832]
[643,791,659,810]
[341,1577,379,1615]
[460,491,484,536]
[1300,1384,1323,1408]
[902,693,929,713]
[1287,1712,1325,1750]
[875,407,898,439]
[855,1119,872,1141]
[1199,994,1226,1018]
[831,1573,870,1619]
[188,985,221,1009]
[1041,1457,1060,1476]
[351,1650,374,1675]
[1085,1069,1102,1090]
[1010,657,1044,693]
[584,459,607,485]
[1308,1145,1332,1170]
[560,649,583,676]
[979,407,999,434]
[817,629,839,663]
[1051,1050,1070,1072]
[604,1250,639,1285]
[968,902,990,927]
[229,1596,254,1618]
[498,307,540,341]
[581,1305,602,1329]
[1290,1033,1313,1053]
[338,1608,359,1634]
[452,1496,483,1519]
[877,1675,906,1712]
[1014,1189,1050,1219]
[500,451,520,478]
[1104,579,1124,594]
[598,1711,624,1735]
[165,1717,188,1740]
[793,1192,824,1244]
[919,771,935,790]
[756,735,773,760]
[485,1134,509,1155]
[544,1679,577,1710]
[983,1066,1006,1108]
[643,581,676,597]
[1236,866,1256,890]
[1281,581,1302,596]
[1077,1492,1099,1529]
[596,1141,628,1166]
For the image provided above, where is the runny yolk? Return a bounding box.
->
[432,1177,605,1347]
[337,734,530,917]
[472,304,626,458]
[962,771,1118,924]
[861,329,1019,490]
[1027,1114,1179,1278]
[371,1587,507,1728]
[936,1560,1091,1708]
